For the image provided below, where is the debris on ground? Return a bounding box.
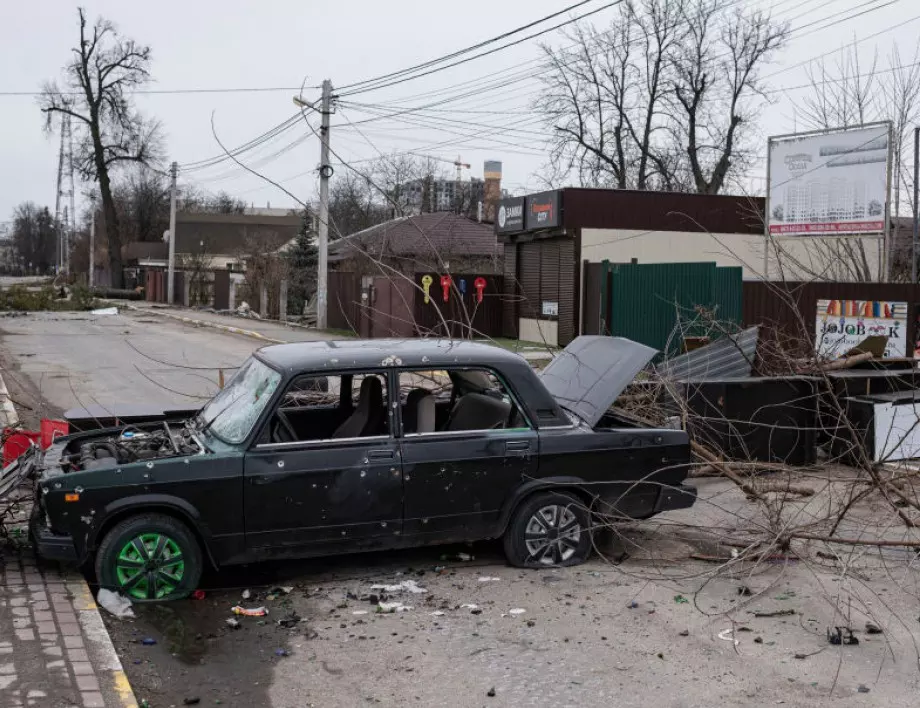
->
[430,611,446,617]
[90,306,118,316]
[225,618,240,630]
[487,688,496,697]
[183,698,201,706]
[370,580,427,594]
[678,629,690,637]
[277,611,302,629]
[442,552,473,562]
[141,637,157,646]
[737,585,753,596]
[508,608,526,616]
[865,622,883,634]
[231,605,269,617]
[352,610,369,616]
[718,628,739,646]
[753,609,795,618]
[673,595,689,604]
[96,589,135,619]
[857,685,870,693]
[628,600,639,609]
[241,589,251,600]
[478,577,501,582]
[828,627,859,646]
[191,589,206,600]
[275,648,289,657]
[460,603,479,610]
[378,601,412,613]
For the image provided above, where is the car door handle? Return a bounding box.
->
[505,441,530,452]
[368,449,395,460]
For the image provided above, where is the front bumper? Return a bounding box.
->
[29,506,79,563]
[654,484,697,513]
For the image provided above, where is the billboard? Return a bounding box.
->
[767,124,890,237]
[815,298,907,359]
[525,191,561,231]
[495,197,525,233]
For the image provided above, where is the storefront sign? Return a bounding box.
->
[495,197,525,233]
[525,191,561,231]
[815,298,907,358]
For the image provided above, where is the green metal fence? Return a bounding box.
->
[598,261,742,356]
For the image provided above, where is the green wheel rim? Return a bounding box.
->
[115,533,185,600]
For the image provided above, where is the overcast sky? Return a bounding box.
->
[1,0,917,224]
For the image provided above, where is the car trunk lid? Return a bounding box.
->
[539,336,657,427]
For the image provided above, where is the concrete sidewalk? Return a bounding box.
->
[0,370,138,708]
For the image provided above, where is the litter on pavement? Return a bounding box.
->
[225,618,241,630]
[508,608,526,616]
[377,601,412,613]
[91,306,118,316]
[96,589,135,619]
[478,577,501,582]
[231,605,269,617]
[370,579,427,594]
[718,628,740,646]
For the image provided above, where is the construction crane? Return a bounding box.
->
[410,153,470,183]
[409,153,472,213]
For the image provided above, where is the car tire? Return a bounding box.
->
[95,513,202,603]
[503,492,592,568]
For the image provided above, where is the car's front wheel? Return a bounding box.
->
[503,492,592,568]
[95,513,202,602]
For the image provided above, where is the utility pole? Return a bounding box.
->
[89,193,96,288]
[53,121,66,274]
[913,126,919,283]
[167,161,178,304]
[316,79,333,330]
[294,80,334,329]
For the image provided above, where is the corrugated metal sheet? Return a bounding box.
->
[656,326,760,381]
[558,238,576,345]
[609,262,719,355]
[712,266,743,323]
[743,281,920,358]
[562,188,764,234]
[519,242,541,319]
[502,244,518,337]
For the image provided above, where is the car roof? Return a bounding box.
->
[255,338,526,373]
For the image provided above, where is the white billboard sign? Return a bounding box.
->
[767,124,890,237]
[815,298,907,359]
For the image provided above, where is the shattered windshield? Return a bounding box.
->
[197,357,281,444]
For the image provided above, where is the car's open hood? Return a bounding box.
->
[539,336,657,427]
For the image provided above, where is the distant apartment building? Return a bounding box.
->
[398,161,506,220]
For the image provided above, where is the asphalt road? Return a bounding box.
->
[4,311,920,707]
[0,309,263,417]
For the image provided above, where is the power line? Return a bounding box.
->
[337,0,600,92]
[0,85,322,98]
[338,0,625,97]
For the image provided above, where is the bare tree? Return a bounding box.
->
[791,40,920,281]
[40,7,161,288]
[9,203,57,274]
[536,0,787,193]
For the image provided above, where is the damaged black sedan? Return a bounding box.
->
[17,336,695,601]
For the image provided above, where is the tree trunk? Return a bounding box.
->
[97,166,123,288]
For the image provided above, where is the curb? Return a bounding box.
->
[0,366,20,428]
[72,577,139,708]
[0,369,138,707]
[109,301,286,345]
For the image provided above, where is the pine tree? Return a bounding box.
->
[285,210,317,316]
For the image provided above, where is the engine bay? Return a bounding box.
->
[60,422,203,472]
